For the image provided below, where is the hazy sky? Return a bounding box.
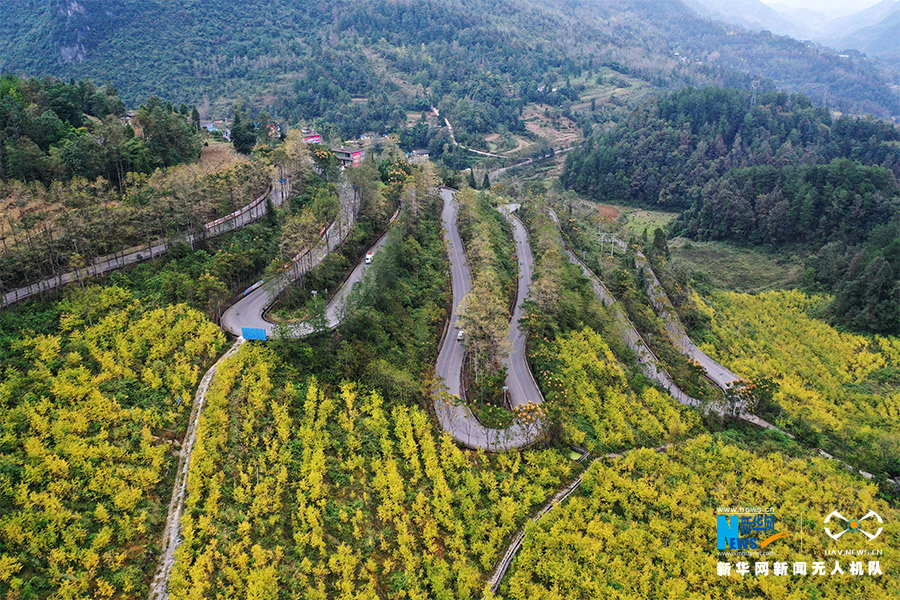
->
[761,0,884,18]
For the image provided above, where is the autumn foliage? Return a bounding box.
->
[696,290,900,476]
[170,345,575,599]
[502,435,900,599]
[0,286,225,597]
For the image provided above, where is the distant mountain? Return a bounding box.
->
[821,0,900,41]
[767,4,829,33]
[682,0,801,36]
[833,7,900,63]
[824,1,900,66]
[1,0,898,128]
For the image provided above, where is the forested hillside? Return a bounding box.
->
[1,0,897,140]
[562,87,900,334]
[0,75,200,185]
[0,74,294,305]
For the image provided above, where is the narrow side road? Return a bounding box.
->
[499,204,544,410]
[3,180,290,308]
[484,444,672,596]
[149,183,384,599]
[631,247,741,390]
[547,208,777,424]
[431,106,506,159]
[221,180,358,338]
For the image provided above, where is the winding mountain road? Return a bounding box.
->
[488,147,574,181]
[432,189,545,451]
[221,180,364,338]
[149,183,388,600]
[632,247,741,390]
[499,204,545,410]
[548,208,782,430]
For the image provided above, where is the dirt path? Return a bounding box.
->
[484,444,670,595]
[147,339,245,600]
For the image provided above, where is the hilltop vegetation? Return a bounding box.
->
[0,74,270,296]
[0,287,225,598]
[562,87,900,212]
[501,435,900,599]
[0,75,200,186]
[563,87,900,334]
[1,0,898,142]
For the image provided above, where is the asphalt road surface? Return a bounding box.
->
[548,208,785,427]
[221,180,373,339]
[631,247,742,390]
[432,189,544,450]
[499,204,545,410]
[149,183,382,600]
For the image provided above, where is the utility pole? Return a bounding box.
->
[598,232,615,258]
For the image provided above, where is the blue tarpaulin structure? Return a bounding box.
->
[242,327,267,341]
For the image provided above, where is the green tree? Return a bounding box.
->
[136,96,202,166]
[652,227,669,259]
[231,108,257,155]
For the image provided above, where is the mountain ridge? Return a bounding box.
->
[1,0,898,129]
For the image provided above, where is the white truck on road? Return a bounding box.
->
[365,251,375,264]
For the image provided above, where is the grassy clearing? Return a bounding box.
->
[521,103,583,148]
[669,238,803,294]
[609,204,678,234]
[568,68,651,111]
